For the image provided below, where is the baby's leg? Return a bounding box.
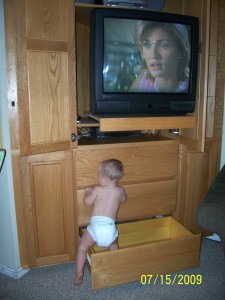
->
[74,230,95,286]
[108,238,119,251]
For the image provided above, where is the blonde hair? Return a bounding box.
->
[135,21,190,81]
[99,159,124,182]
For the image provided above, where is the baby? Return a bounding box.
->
[74,159,127,285]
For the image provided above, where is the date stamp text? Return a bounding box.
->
[140,274,202,285]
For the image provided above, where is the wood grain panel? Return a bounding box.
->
[184,150,211,232]
[208,56,217,97]
[206,96,215,137]
[214,0,225,140]
[76,141,178,188]
[31,163,66,257]
[77,180,177,226]
[183,0,204,18]
[26,0,68,41]
[27,39,68,52]
[209,0,219,56]
[11,152,28,267]
[14,0,77,155]
[76,20,90,117]
[20,151,75,266]
[180,0,210,152]
[99,116,196,132]
[90,234,201,289]
[163,0,184,14]
[175,143,212,233]
[91,217,195,253]
[27,51,70,144]
[4,0,20,151]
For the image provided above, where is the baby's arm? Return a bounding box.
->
[83,186,97,206]
[120,187,127,203]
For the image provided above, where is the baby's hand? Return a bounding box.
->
[85,186,93,194]
[83,186,95,206]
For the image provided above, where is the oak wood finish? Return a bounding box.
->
[4,0,28,266]
[179,0,210,152]
[4,0,20,151]
[91,217,198,252]
[213,0,225,171]
[99,116,196,132]
[20,151,76,267]
[75,1,210,152]
[176,144,212,233]
[77,180,177,226]
[87,217,201,290]
[75,139,203,290]
[11,151,28,267]
[15,0,77,155]
[4,0,224,272]
[76,140,178,188]
[4,0,78,267]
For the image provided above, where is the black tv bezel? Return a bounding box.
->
[90,8,199,117]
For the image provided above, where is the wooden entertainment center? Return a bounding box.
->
[4,0,224,289]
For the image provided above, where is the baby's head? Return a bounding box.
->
[98,159,124,183]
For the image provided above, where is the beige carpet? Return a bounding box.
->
[0,238,225,300]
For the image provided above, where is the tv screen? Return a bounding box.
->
[90,8,199,117]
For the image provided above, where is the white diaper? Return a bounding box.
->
[87,216,118,248]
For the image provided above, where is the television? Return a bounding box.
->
[90,8,199,117]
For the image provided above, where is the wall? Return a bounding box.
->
[0,0,28,278]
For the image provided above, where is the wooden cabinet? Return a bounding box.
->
[15,0,77,155]
[4,0,78,267]
[88,217,201,289]
[75,140,201,289]
[76,140,179,225]
[20,151,76,267]
[4,0,224,271]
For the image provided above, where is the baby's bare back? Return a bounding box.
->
[91,185,125,220]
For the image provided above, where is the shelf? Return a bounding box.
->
[77,117,99,128]
[87,115,196,132]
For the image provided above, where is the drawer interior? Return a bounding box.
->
[89,216,194,254]
[86,216,201,289]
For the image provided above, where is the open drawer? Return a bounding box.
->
[86,217,201,290]
[75,141,201,289]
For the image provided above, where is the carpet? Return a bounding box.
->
[0,238,224,300]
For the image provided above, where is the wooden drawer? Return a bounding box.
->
[77,180,178,226]
[76,140,178,188]
[86,217,201,290]
[75,139,201,290]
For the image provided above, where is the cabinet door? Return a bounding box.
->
[16,0,77,155]
[20,151,76,267]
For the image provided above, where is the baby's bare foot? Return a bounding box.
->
[74,273,83,286]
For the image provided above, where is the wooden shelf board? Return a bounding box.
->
[77,117,99,128]
[95,115,196,132]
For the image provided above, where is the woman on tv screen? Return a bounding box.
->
[129,21,191,93]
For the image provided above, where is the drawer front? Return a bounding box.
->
[89,234,201,290]
[77,180,177,226]
[76,141,178,188]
